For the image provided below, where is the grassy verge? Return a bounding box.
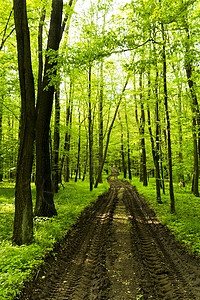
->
[0,179,109,300]
[131,177,200,256]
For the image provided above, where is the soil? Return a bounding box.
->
[16,179,200,300]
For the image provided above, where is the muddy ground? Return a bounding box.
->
[17,179,200,299]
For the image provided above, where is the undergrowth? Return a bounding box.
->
[131,177,200,256]
[0,179,109,299]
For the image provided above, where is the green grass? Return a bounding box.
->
[0,179,109,299]
[131,177,200,256]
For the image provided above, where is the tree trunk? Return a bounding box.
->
[35,0,63,217]
[147,67,162,203]
[0,99,3,182]
[175,69,185,186]
[139,72,148,186]
[125,103,132,180]
[82,133,88,182]
[118,112,127,178]
[147,104,162,203]
[52,88,60,193]
[88,65,94,191]
[13,0,35,245]
[75,109,81,182]
[184,25,199,196]
[60,82,73,182]
[98,61,104,183]
[160,127,167,195]
[37,6,46,108]
[162,23,175,213]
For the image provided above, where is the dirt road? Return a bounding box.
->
[18,179,200,299]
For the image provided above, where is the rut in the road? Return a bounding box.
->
[18,179,200,300]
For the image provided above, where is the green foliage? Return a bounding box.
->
[0,180,108,299]
[132,177,200,255]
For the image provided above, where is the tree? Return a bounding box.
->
[52,87,61,193]
[118,111,127,178]
[124,101,132,180]
[183,19,200,196]
[88,65,94,191]
[35,0,75,217]
[135,71,148,187]
[12,0,36,245]
[98,61,104,183]
[161,21,175,213]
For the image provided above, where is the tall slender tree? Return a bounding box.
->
[161,22,175,213]
[88,65,94,191]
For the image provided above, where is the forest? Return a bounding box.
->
[0,0,200,298]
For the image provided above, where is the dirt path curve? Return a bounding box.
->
[18,179,200,300]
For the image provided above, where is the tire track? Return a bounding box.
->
[46,187,118,300]
[17,179,200,300]
[120,181,200,299]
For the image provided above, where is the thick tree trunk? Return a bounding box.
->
[162,23,175,213]
[35,0,63,217]
[13,0,35,245]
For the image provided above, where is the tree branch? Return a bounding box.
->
[0,7,14,51]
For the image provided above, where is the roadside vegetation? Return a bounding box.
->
[132,177,200,256]
[0,180,109,300]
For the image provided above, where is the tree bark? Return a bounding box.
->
[35,0,63,217]
[13,0,35,245]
